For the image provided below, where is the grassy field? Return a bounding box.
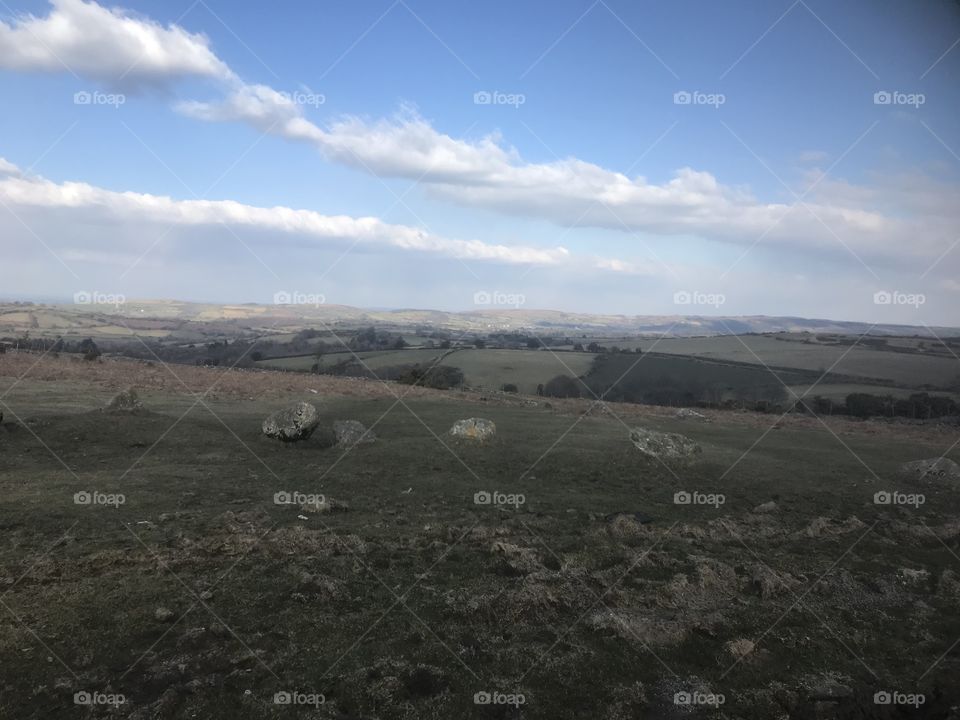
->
[1,354,959,718]
[448,348,597,394]
[256,348,445,373]
[642,335,960,390]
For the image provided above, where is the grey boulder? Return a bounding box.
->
[262,402,320,442]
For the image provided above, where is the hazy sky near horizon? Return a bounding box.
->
[1,0,959,325]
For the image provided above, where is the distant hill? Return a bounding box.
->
[1,299,957,339]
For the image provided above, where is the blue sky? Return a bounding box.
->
[1,0,959,324]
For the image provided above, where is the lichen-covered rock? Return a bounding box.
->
[106,387,143,411]
[900,457,960,486]
[629,426,700,462]
[333,420,376,447]
[449,417,496,442]
[262,402,319,442]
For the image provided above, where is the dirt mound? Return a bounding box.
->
[588,609,688,647]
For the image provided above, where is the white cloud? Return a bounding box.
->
[3,1,955,279]
[176,102,957,270]
[0,0,232,86]
[0,161,640,273]
[0,157,21,176]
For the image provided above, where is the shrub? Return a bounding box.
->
[543,374,583,398]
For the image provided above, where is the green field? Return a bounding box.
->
[645,335,960,389]
[256,347,445,373]
[448,348,598,394]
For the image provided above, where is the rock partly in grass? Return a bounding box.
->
[154,607,174,622]
[900,457,960,486]
[106,387,143,412]
[262,401,319,442]
[450,417,496,442]
[753,501,778,513]
[333,419,376,448]
[629,426,701,463]
[675,407,709,421]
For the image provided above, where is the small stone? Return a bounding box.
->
[106,388,143,412]
[628,426,701,463]
[333,420,376,447]
[449,418,496,442]
[154,607,174,622]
